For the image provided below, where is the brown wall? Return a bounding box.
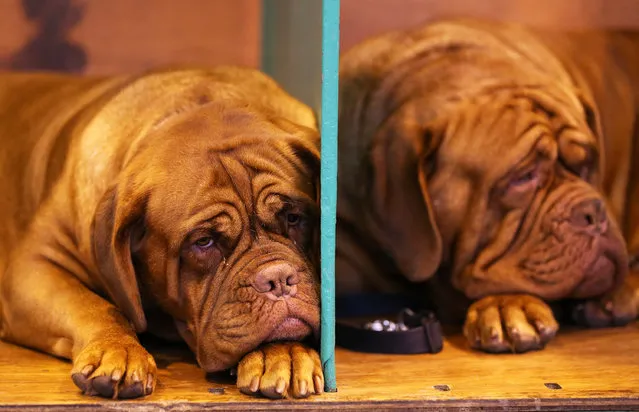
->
[0,0,261,74]
[340,0,639,52]
[1,0,639,75]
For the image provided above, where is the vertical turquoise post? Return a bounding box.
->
[319,0,339,393]
[261,0,339,392]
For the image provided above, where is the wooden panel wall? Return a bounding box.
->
[0,0,261,75]
[2,0,638,76]
[340,0,639,52]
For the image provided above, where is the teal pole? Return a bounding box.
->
[261,0,339,393]
[319,0,340,393]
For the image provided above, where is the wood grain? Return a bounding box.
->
[0,325,638,411]
[74,0,261,74]
[0,0,261,74]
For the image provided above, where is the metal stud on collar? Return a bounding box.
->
[363,319,410,332]
[363,308,428,332]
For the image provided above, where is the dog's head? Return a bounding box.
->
[423,88,628,301]
[341,21,628,303]
[91,92,320,372]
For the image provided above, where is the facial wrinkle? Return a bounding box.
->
[218,153,259,240]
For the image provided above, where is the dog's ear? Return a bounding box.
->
[370,114,443,283]
[91,182,147,333]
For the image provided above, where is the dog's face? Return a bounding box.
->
[418,91,628,301]
[92,104,320,372]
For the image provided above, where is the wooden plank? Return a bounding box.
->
[1,326,638,410]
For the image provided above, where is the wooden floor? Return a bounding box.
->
[1,325,639,411]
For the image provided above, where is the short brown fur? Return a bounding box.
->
[336,19,639,352]
[0,67,324,399]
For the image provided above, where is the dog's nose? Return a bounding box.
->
[253,263,299,299]
[570,198,608,233]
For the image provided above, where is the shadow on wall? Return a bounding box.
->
[0,0,261,76]
[3,0,87,73]
[3,0,637,74]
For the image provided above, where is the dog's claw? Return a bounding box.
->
[250,376,260,393]
[298,379,308,396]
[146,374,154,395]
[604,301,614,312]
[111,369,123,381]
[314,374,324,394]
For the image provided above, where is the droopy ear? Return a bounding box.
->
[91,184,147,332]
[371,118,443,283]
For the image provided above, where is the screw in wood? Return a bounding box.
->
[208,387,226,394]
[433,384,451,391]
[544,382,562,390]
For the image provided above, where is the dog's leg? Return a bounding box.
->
[462,294,560,353]
[0,252,156,399]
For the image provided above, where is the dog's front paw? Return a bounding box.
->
[463,294,559,353]
[236,342,324,399]
[572,280,639,328]
[71,336,157,399]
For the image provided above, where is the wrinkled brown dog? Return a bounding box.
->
[337,19,639,353]
[0,67,324,398]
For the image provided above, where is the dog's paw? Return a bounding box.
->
[463,294,559,353]
[236,342,324,399]
[572,280,639,328]
[71,337,157,399]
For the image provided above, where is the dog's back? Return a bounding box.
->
[0,72,122,265]
[0,67,318,272]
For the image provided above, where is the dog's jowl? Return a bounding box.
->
[0,67,324,399]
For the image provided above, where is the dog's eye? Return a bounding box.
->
[194,236,214,248]
[509,169,539,188]
[286,212,301,226]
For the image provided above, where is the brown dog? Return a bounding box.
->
[0,67,324,399]
[336,19,639,353]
